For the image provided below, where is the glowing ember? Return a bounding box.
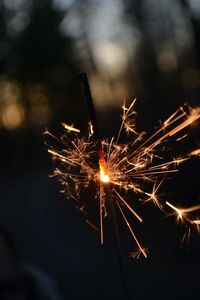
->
[99,153,110,183]
[166,201,200,225]
[190,148,200,156]
[45,100,200,257]
[61,123,80,133]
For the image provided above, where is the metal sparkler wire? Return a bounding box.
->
[45,74,200,267]
[79,72,131,300]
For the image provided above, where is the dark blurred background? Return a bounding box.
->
[0,0,200,299]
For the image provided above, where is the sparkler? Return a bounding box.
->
[45,76,200,259]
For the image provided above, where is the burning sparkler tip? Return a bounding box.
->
[46,96,200,256]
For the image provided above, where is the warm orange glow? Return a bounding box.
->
[99,157,110,183]
[46,99,200,257]
[2,103,24,130]
[166,201,184,221]
[62,123,80,133]
[166,201,200,232]
[190,148,200,156]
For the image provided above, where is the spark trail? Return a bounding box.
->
[45,100,200,258]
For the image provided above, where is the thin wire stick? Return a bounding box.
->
[79,72,130,300]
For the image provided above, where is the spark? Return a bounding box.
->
[130,247,149,260]
[145,179,165,210]
[166,201,200,230]
[190,148,200,157]
[61,123,80,133]
[166,201,185,221]
[46,100,200,257]
[172,156,189,166]
[176,134,188,142]
[89,121,94,136]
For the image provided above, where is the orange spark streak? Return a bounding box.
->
[166,201,200,215]
[100,184,104,244]
[113,188,143,222]
[117,201,147,258]
[166,201,200,232]
[193,220,200,225]
[46,99,200,257]
[166,201,184,220]
[176,134,188,141]
[62,123,80,133]
[190,148,200,156]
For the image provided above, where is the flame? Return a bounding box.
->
[99,153,110,183]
